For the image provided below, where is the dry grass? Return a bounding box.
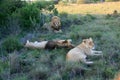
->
[55,2,120,14]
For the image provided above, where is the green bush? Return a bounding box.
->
[0,60,8,73]
[0,0,26,39]
[10,53,21,74]
[59,12,68,18]
[0,0,26,25]
[82,14,96,22]
[35,1,54,10]
[20,4,40,31]
[1,37,23,53]
[102,67,116,78]
[29,64,49,80]
[13,75,28,80]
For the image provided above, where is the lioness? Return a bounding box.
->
[66,38,102,64]
[25,39,74,50]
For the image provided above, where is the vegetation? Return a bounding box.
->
[0,0,120,80]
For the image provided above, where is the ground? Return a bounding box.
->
[56,1,120,14]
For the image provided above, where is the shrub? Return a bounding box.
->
[19,4,40,31]
[102,67,116,79]
[59,12,68,18]
[10,52,34,74]
[53,8,59,16]
[0,0,26,25]
[35,1,54,10]
[10,53,21,74]
[82,14,96,22]
[13,75,28,80]
[0,60,9,73]
[48,72,62,80]
[0,0,26,39]
[1,36,23,53]
[29,64,49,80]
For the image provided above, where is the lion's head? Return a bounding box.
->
[51,16,61,31]
[55,39,75,48]
[82,38,95,49]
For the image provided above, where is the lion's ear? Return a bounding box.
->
[89,37,92,41]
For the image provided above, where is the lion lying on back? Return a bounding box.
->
[25,39,74,50]
[43,16,62,33]
[66,38,102,64]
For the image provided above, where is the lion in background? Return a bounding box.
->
[24,39,75,50]
[43,16,62,33]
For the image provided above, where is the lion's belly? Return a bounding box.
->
[66,48,86,62]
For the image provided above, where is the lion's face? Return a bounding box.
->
[82,38,95,49]
[51,16,61,31]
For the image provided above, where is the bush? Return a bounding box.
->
[82,14,96,22]
[13,75,28,80]
[19,4,40,31]
[35,1,54,10]
[0,0,26,25]
[19,1,58,31]
[29,64,49,80]
[10,53,21,74]
[0,60,8,73]
[0,0,26,39]
[102,67,116,78]
[1,36,23,53]
[59,12,68,18]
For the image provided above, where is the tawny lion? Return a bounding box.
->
[66,38,102,64]
[43,16,62,33]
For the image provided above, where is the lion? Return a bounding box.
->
[25,39,75,50]
[66,38,102,64]
[43,16,62,33]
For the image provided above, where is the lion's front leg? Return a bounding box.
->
[91,50,102,56]
[92,50,102,53]
[80,58,93,64]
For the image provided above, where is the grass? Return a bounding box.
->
[56,1,120,14]
[0,2,120,80]
[7,14,120,80]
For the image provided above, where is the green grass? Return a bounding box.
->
[0,14,120,80]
